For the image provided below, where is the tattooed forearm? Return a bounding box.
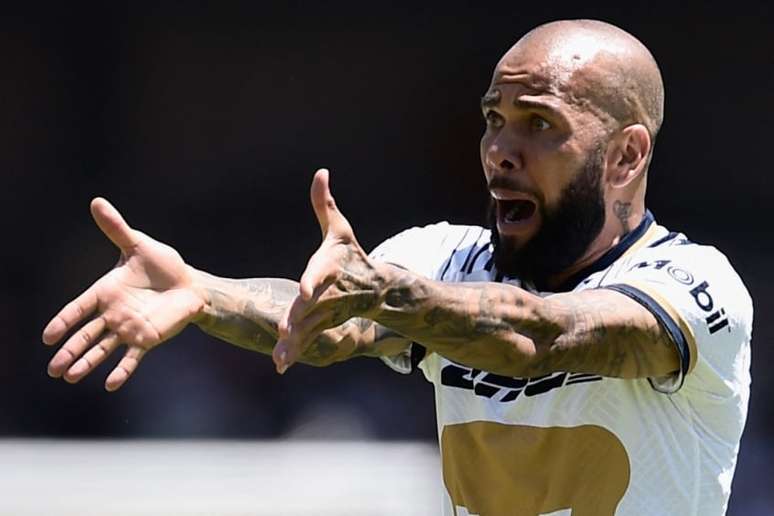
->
[192,271,408,366]
[528,292,677,377]
[375,272,560,374]
[370,263,680,378]
[195,275,295,355]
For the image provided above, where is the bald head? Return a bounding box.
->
[482,21,664,283]
[496,19,664,141]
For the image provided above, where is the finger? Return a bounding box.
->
[273,308,333,374]
[310,169,332,237]
[309,169,354,240]
[275,296,307,369]
[42,287,99,346]
[285,310,335,370]
[105,346,146,392]
[47,315,106,377]
[63,332,120,384]
[284,262,336,335]
[90,197,140,252]
[298,251,339,301]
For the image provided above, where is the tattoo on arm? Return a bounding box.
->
[371,264,679,378]
[194,273,408,366]
[529,291,677,378]
[196,276,295,356]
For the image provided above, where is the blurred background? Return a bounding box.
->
[1,1,772,514]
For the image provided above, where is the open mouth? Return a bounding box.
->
[499,199,537,224]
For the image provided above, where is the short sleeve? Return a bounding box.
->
[369,222,456,279]
[602,243,753,395]
[369,222,484,377]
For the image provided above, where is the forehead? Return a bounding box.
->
[485,42,613,123]
[495,31,606,86]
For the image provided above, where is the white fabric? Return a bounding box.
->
[371,219,752,516]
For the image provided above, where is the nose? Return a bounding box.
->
[497,158,515,171]
[483,136,522,174]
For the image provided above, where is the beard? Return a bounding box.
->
[488,145,607,288]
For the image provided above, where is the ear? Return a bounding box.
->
[605,124,651,188]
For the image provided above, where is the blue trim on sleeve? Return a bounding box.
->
[605,284,690,392]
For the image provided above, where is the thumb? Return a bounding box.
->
[310,168,353,240]
[90,197,140,252]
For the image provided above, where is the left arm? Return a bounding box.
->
[365,265,679,378]
[274,169,680,378]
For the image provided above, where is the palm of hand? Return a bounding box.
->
[96,240,199,347]
[273,169,381,373]
[43,199,202,391]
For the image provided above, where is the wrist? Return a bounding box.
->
[371,261,419,320]
[187,266,215,325]
[370,261,392,319]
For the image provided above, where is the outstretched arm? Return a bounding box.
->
[358,270,679,378]
[191,272,408,367]
[276,169,680,379]
[42,197,408,391]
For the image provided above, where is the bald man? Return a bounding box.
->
[44,20,751,516]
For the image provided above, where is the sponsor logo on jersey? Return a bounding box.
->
[440,363,601,401]
[628,259,729,334]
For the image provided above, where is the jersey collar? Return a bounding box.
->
[505,210,656,293]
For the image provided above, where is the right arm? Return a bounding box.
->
[191,272,408,367]
[42,197,408,391]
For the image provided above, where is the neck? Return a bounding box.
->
[544,204,645,290]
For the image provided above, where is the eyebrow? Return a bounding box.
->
[513,97,561,115]
[480,89,561,116]
[480,89,501,109]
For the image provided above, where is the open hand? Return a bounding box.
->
[42,199,204,391]
[273,169,382,373]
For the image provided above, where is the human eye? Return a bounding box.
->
[529,115,551,131]
[484,110,504,128]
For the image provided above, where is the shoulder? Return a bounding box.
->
[621,233,752,318]
[598,227,752,394]
[369,222,491,280]
[370,222,488,252]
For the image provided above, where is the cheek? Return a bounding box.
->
[480,131,491,154]
[480,133,492,174]
[530,151,578,206]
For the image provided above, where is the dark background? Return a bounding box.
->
[2,1,772,513]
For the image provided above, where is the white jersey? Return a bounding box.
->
[370,212,752,516]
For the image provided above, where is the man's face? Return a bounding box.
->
[480,79,608,284]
